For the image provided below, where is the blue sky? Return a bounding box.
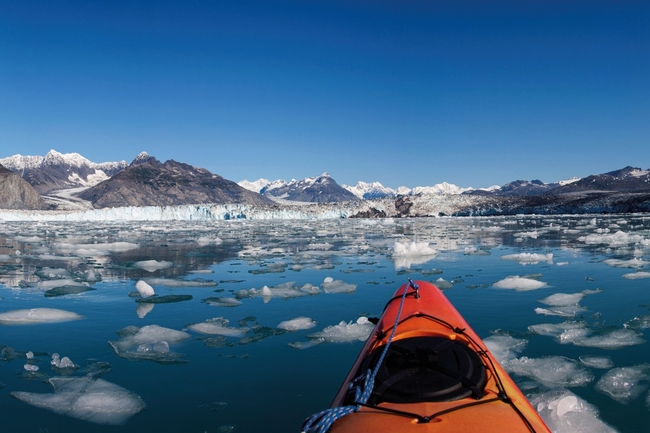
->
[1,1,648,189]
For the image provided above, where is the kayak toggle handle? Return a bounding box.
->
[407,278,420,299]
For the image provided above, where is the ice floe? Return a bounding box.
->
[505,356,594,388]
[622,271,650,279]
[186,318,248,338]
[109,324,191,363]
[277,317,317,331]
[500,253,553,265]
[492,276,548,291]
[602,258,647,269]
[530,390,616,433]
[596,364,650,404]
[307,317,374,343]
[321,277,357,294]
[391,241,438,269]
[11,376,145,425]
[0,308,84,325]
[135,280,155,298]
[579,355,614,369]
[134,260,173,272]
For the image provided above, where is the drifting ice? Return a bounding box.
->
[11,376,145,425]
[0,308,84,325]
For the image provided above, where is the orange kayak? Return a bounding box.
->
[302,280,550,433]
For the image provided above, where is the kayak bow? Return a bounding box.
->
[302,279,550,433]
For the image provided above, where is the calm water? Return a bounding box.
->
[1,215,650,432]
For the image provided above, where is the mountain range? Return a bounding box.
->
[0,150,649,215]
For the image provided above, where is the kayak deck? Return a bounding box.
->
[312,280,550,433]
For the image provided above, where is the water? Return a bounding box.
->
[1,215,650,432]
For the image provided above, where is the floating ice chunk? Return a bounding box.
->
[307,317,373,343]
[492,276,548,291]
[24,279,88,290]
[624,315,650,330]
[391,241,438,269]
[596,364,650,404]
[288,339,324,349]
[534,307,586,318]
[186,318,248,338]
[51,353,78,369]
[203,297,242,307]
[135,280,155,298]
[143,278,217,287]
[500,253,553,265]
[602,258,647,269]
[579,355,614,369]
[11,376,145,425]
[539,293,585,306]
[528,321,587,338]
[322,278,357,294]
[26,351,34,359]
[109,325,190,363]
[579,230,644,247]
[505,356,593,388]
[622,271,650,279]
[513,231,539,239]
[134,260,173,272]
[45,285,96,297]
[558,327,644,349]
[434,278,453,290]
[483,335,527,364]
[278,317,317,331]
[54,241,139,257]
[0,308,84,325]
[24,364,39,372]
[530,389,616,433]
[196,236,223,246]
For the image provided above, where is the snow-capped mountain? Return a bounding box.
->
[0,150,128,194]
[240,173,358,203]
[342,181,397,199]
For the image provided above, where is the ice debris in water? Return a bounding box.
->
[530,389,616,433]
[579,355,614,369]
[307,317,374,343]
[135,280,155,298]
[134,260,173,272]
[277,317,317,331]
[596,364,650,404]
[483,335,527,364]
[558,327,644,349]
[51,353,79,369]
[0,308,84,325]
[622,271,650,279]
[321,277,357,294]
[24,364,39,372]
[136,303,155,318]
[500,253,553,265]
[186,318,248,338]
[11,376,145,425]
[109,325,191,364]
[391,241,439,269]
[578,230,645,247]
[492,276,548,291]
[143,278,217,287]
[505,356,594,388]
[433,278,453,290]
[602,258,647,269]
[235,282,319,302]
[203,297,242,307]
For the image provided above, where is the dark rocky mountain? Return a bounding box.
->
[77,153,275,208]
[550,166,650,194]
[261,173,358,203]
[0,150,128,194]
[0,164,48,210]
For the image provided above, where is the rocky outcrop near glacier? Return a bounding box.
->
[0,164,48,210]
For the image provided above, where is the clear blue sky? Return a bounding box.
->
[1,1,648,189]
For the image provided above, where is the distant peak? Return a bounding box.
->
[130,152,158,166]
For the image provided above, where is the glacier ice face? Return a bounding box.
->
[11,376,145,425]
[0,308,84,325]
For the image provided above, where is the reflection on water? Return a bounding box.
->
[1,215,650,432]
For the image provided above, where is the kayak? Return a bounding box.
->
[302,279,551,433]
